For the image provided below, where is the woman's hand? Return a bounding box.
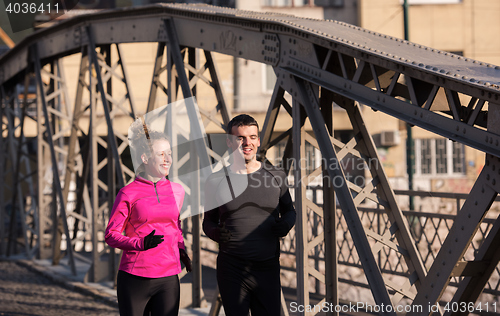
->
[143,229,164,250]
[179,248,192,272]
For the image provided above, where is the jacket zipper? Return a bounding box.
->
[154,182,160,203]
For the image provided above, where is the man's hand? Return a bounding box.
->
[143,229,164,250]
[179,249,192,272]
[216,223,232,243]
[271,219,290,237]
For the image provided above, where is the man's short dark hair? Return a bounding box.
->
[226,114,259,135]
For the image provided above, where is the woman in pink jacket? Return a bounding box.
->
[105,122,191,316]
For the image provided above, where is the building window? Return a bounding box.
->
[435,138,447,174]
[400,0,461,4]
[415,138,465,176]
[452,141,465,174]
[304,142,318,175]
[263,0,312,7]
[420,139,432,174]
[263,64,276,93]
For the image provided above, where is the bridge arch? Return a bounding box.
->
[1,3,500,315]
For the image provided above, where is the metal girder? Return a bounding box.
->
[2,4,500,315]
[320,89,338,314]
[287,73,395,313]
[147,42,167,114]
[259,83,291,158]
[85,27,136,282]
[0,84,37,257]
[0,85,5,256]
[408,103,500,314]
[87,27,127,189]
[276,34,500,159]
[4,75,38,260]
[146,21,233,310]
[164,19,212,173]
[29,36,136,281]
[33,44,77,275]
[293,98,311,311]
[278,67,449,313]
[0,5,498,160]
[448,215,500,316]
[260,77,338,316]
[408,160,498,315]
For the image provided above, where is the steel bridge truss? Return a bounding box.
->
[1,4,500,315]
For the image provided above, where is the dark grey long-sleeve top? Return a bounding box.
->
[202,161,296,262]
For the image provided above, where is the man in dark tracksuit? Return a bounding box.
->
[203,114,296,316]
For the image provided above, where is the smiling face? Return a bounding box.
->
[227,125,260,164]
[141,138,172,180]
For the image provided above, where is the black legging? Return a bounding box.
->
[116,270,180,316]
[217,252,281,316]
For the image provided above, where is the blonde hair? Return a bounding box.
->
[128,119,169,163]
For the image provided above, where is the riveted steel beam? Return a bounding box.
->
[447,216,500,316]
[5,74,38,260]
[85,28,137,282]
[408,162,498,315]
[320,88,338,315]
[0,85,5,256]
[409,103,500,314]
[147,20,233,310]
[289,74,396,313]
[32,43,77,275]
[2,4,500,314]
[0,4,498,161]
[293,98,310,310]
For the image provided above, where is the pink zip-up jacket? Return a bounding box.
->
[105,176,185,278]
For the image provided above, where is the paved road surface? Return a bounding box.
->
[0,258,365,316]
[0,259,119,316]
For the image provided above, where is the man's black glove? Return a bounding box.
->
[215,223,232,243]
[179,248,192,272]
[272,219,290,237]
[143,229,164,250]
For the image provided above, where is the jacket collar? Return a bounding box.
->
[135,174,169,185]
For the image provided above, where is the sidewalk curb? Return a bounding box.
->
[15,259,119,308]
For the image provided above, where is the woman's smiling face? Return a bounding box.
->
[142,139,172,180]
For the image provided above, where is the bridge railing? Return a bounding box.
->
[194,186,500,303]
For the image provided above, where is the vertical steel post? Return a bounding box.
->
[7,82,30,258]
[403,0,414,211]
[293,98,309,312]
[88,42,99,281]
[292,76,396,314]
[147,42,166,114]
[0,85,6,256]
[32,44,77,275]
[188,46,203,308]
[105,45,118,281]
[320,89,338,315]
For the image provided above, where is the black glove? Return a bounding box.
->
[272,219,290,237]
[215,223,232,243]
[143,229,164,250]
[179,248,192,272]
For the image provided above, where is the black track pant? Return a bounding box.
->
[217,252,281,316]
[116,270,180,316]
